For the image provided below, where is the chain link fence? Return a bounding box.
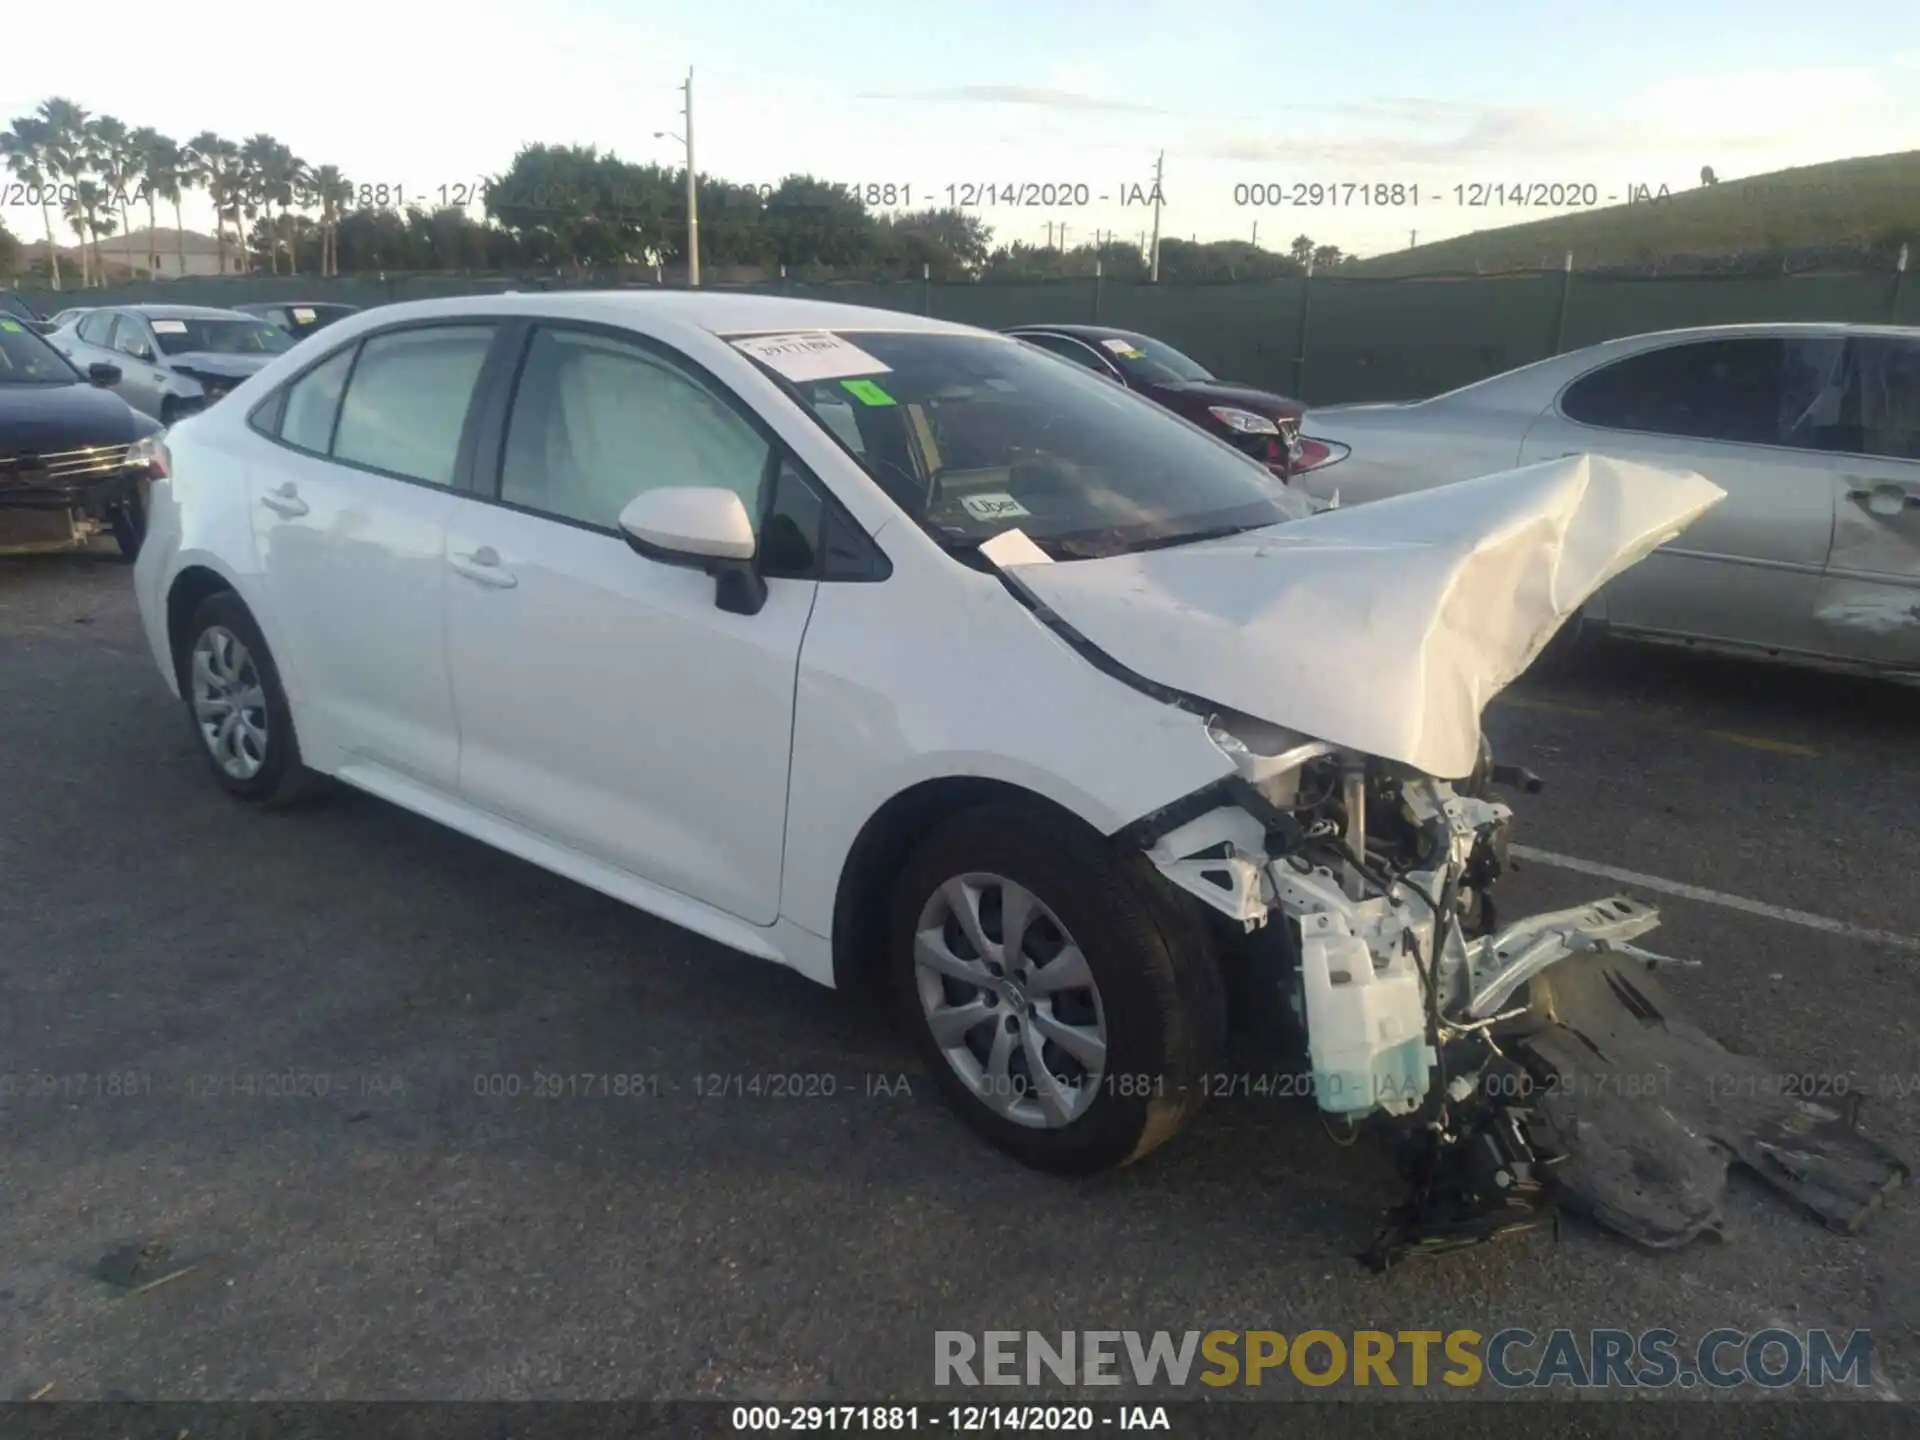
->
[16,258,1914,404]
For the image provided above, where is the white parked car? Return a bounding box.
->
[131,294,1902,1257]
[1294,323,1920,676]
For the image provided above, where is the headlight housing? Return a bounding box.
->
[127,433,171,480]
[1208,406,1281,436]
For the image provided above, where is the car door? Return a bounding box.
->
[1517,334,1841,656]
[246,322,498,789]
[1815,335,1920,666]
[440,322,822,925]
[111,314,169,418]
[63,309,118,370]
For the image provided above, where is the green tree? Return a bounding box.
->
[131,129,187,277]
[0,216,19,280]
[39,98,95,285]
[1,115,64,289]
[91,114,140,279]
[1288,233,1315,266]
[309,164,352,276]
[187,134,245,275]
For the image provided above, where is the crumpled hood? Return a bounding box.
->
[169,352,271,380]
[1000,454,1725,778]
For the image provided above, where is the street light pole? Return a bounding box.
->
[682,67,700,287]
[1148,150,1164,283]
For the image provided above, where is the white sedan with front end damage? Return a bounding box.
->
[131,294,1907,1264]
[1292,323,1920,678]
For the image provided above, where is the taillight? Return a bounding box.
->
[1292,437,1349,473]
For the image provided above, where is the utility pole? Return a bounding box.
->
[1148,150,1164,283]
[1060,222,1069,250]
[1252,220,1259,247]
[682,68,700,287]
[1409,229,1417,249]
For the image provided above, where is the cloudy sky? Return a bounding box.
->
[4,0,1918,261]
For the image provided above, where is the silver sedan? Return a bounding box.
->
[1295,323,1920,676]
[48,304,295,423]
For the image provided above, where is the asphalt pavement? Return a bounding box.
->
[2,545,1917,1404]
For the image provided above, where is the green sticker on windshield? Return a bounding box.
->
[0,319,23,332]
[841,378,896,406]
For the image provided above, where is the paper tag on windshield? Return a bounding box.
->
[1100,338,1134,354]
[0,319,22,333]
[961,493,1031,523]
[978,527,1052,567]
[292,307,316,323]
[151,319,188,334]
[731,331,891,382]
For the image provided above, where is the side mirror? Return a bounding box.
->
[87,361,122,387]
[617,487,767,617]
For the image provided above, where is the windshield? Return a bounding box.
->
[0,318,81,385]
[741,330,1310,559]
[149,317,295,357]
[1103,334,1215,385]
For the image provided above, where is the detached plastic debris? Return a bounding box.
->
[1510,952,1909,1247]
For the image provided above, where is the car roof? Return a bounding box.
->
[317,290,988,339]
[1004,322,1151,344]
[124,303,261,320]
[236,300,359,312]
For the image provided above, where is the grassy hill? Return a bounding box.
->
[1343,150,1920,276]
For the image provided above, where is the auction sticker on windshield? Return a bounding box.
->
[1101,337,1145,357]
[152,320,188,334]
[732,331,892,381]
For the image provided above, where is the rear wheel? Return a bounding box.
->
[180,592,325,806]
[887,800,1225,1175]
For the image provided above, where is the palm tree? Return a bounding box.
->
[279,147,310,276]
[130,127,182,277]
[310,164,351,276]
[240,134,280,272]
[0,115,62,288]
[38,97,94,285]
[187,132,243,274]
[91,114,139,280]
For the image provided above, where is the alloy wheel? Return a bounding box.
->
[190,626,269,780]
[913,872,1108,1129]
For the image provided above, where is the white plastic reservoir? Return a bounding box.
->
[1296,912,1433,1116]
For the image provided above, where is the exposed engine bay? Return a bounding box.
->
[1130,711,1911,1270]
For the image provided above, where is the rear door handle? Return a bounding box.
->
[259,482,308,518]
[449,547,517,589]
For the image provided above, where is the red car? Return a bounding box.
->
[1004,323,1346,481]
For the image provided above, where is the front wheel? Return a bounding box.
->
[180,592,325,805]
[887,800,1225,1175]
[108,482,147,561]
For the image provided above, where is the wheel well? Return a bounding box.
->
[830,777,1094,997]
[165,566,235,685]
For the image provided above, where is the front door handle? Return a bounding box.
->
[259,481,308,518]
[449,547,518,589]
[1844,480,1920,517]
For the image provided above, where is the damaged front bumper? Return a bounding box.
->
[1135,720,1910,1266]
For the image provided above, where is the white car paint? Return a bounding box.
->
[130,291,1720,1137]
[1296,323,1920,672]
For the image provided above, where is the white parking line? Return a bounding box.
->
[1510,845,1920,955]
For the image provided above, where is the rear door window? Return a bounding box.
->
[329,325,496,486]
[1560,337,1849,450]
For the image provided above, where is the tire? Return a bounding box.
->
[887,800,1226,1175]
[109,482,146,561]
[159,397,181,425]
[179,591,325,806]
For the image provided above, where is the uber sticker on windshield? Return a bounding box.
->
[151,320,188,334]
[731,331,891,382]
[960,493,1031,523]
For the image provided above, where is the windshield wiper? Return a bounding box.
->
[1115,522,1273,555]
